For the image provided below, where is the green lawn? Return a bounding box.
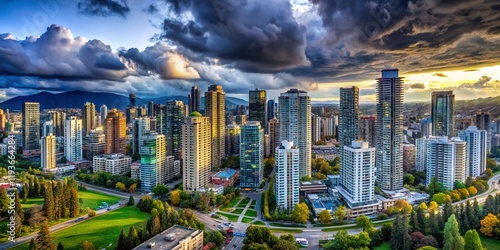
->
[251,200,256,206]
[374,242,391,250]
[237,197,251,208]
[21,198,44,210]
[78,190,121,210]
[0,219,9,243]
[216,212,240,222]
[479,233,499,250]
[251,221,266,225]
[231,208,244,215]
[270,228,303,233]
[12,206,149,250]
[242,217,254,223]
[221,197,242,210]
[244,209,257,217]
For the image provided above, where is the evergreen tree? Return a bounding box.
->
[57,242,64,250]
[127,195,135,206]
[416,206,426,233]
[472,199,481,229]
[429,211,442,242]
[128,226,141,248]
[443,214,465,250]
[483,195,495,217]
[443,200,453,223]
[0,187,9,215]
[14,191,24,222]
[410,210,420,233]
[36,223,56,250]
[459,203,470,233]
[44,182,55,221]
[52,182,61,220]
[464,229,483,250]
[117,228,128,250]
[29,238,38,250]
[34,177,41,197]
[69,188,79,218]
[20,182,29,202]
[390,214,411,250]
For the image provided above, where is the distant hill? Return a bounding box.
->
[456,95,500,117]
[0,90,247,111]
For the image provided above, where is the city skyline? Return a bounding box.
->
[0,1,499,103]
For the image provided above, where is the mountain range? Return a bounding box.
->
[0,90,248,111]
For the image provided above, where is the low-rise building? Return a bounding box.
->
[300,180,328,199]
[133,225,203,250]
[93,154,132,175]
[131,161,141,180]
[306,193,339,216]
[210,169,238,187]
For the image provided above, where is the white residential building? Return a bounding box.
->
[93,154,132,175]
[415,136,438,172]
[459,126,488,177]
[64,117,83,161]
[426,137,466,190]
[275,140,300,211]
[341,141,375,203]
[40,134,56,170]
[132,117,151,155]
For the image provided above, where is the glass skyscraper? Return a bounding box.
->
[240,121,264,188]
[431,91,455,137]
[249,89,266,132]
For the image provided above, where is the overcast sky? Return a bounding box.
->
[0,0,499,103]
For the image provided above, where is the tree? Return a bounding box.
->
[29,238,38,250]
[318,210,332,223]
[69,188,79,218]
[432,192,451,205]
[464,229,484,250]
[153,185,169,196]
[129,183,137,193]
[242,243,270,250]
[416,206,426,233]
[43,183,55,221]
[115,182,126,191]
[292,203,309,223]
[206,231,225,247]
[128,226,141,248]
[0,187,9,215]
[468,186,478,196]
[417,202,427,211]
[472,199,481,229]
[404,174,415,185]
[394,199,412,214]
[36,223,56,250]
[127,195,135,206]
[57,242,64,250]
[334,205,346,223]
[428,201,438,214]
[429,211,441,240]
[356,215,373,231]
[480,213,499,237]
[428,177,442,196]
[391,214,411,250]
[273,239,299,250]
[170,190,181,206]
[80,241,97,250]
[443,214,465,250]
[313,172,327,180]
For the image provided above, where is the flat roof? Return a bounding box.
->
[215,169,237,178]
[133,225,202,250]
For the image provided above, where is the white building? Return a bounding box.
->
[140,132,167,193]
[100,104,108,128]
[40,134,56,170]
[0,144,6,155]
[426,137,466,190]
[278,89,311,178]
[341,141,375,203]
[132,117,151,155]
[93,154,132,175]
[415,136,438,172]
[64,117,83,162]
[459,126,488,177]
[275,140,300,211]
[182,112,211,194]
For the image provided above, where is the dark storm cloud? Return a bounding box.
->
[77,0,130,18]
[155,0,310,72]
[303,0,500,81]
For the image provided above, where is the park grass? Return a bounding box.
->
[242,217,254,223]
[220,197,242,210]
[216,212,240,222]
[251,221,266,225]
[244,209,257,217]
[373,242,391,250]
[251,200,256,206]
[237,197,251,208]
[21,197,44,210]
[0,219,10,243]
[269,222,306,228]
[231,208,244,215]
[11,206,149,250]
[479,233,499,250]
[270,228,303,233]
[78,189,121,210]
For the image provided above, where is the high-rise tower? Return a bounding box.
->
[22,102,40,151]
[64,116,83,161]
[431,91,455,137]
[189,86,201,113]
[240,121,264,188]
[82,102,96,136]
[105,109,127,154]
[100,105,108,127]
[166,101,186,160]
[205,85,225,169]
[249,89,267,132]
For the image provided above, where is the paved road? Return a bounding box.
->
[0,200,126,250]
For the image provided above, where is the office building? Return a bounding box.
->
[205,85,225,169]
[83,129,105,160]
[147,101,154,117]
[126,107,138,123]
[235,115,246,125]
[42,120,54,137]
[82,102,96,136]
[40,134,56,170]
[129,93,136,107]
[93,154,132,175]
[311,115,323,143]
[278,89,312,177]
[22,102,40,151]
[376,69,404,191]
[182,112,211,194]
[476,112,492,151]
[249,89,266,132]
[225,124,241,156]
[341,141,375,203]
[0,109,5,131]
[431,91,455,137]
[132,225,203,250]
[426,137,466,190]
[48,111,66,137]
[140,132,167,192]
[132,117,151,155]
[275,140,300,211]
[358,116,376,147]
[166,101,186,160]
[339,87,359,147]
[420,117,432,137]
[188,86,201,113]
[267,99,275,122]
[105,109,127,154]
[323,116,338,138]
[64,116,83,162]
[240,122,264,188]
[99,105,107,127]
[459,126,488,177]
[268,118,279,157]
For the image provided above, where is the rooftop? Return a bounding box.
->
[133,225,202,250]
[215,169,237,179]
[189,111,202,117]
